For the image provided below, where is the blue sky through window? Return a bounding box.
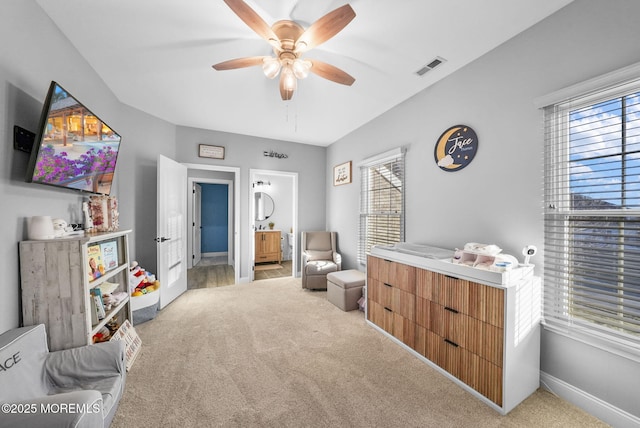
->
[569,92,640,208]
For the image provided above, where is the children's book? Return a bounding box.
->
[87,244,104,281]
[90,287,106,320]
[100,240,118,272]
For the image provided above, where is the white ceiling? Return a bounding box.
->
[36,0,573,146]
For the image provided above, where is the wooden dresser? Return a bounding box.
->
[366,245,540,415]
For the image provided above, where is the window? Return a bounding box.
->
[543,77,640,350]
[358,148,405,264]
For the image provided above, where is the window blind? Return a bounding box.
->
[358,149,405,265]
[543,77,640,348]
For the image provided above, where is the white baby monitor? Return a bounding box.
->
[522,245,537,266]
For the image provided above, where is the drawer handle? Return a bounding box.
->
[384,307,392,313]
[444,275,460,280]
[444,306,459,314]
[444,338,459,347]
[384,283,392,288]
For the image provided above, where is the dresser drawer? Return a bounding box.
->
[367,300,415,348]
[431,302,503,367]
[432,272,505,328]
[468,281,504,328]
[368,278,415,321]
[466,317,503,366]
[433,273,470,315]
[368,256,416,293]
[429,302,468,349]
[415,322,503,406]
[464,353,503,407]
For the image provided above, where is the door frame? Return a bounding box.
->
[183,163,240,285]
[192,182,202,267]
[249,168,298,282]
[187,177,234,269]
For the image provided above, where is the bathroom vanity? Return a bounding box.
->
[255,230,281,264]
[366,243,541,414]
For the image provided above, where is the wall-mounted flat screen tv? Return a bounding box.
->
[25,81,121,195]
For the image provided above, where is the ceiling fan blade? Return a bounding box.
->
[308,60,355,86]
[223,0,279,45]
[212,56,267,70]
[295,4,355,53]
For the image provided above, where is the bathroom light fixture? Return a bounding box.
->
[253,180,271,188]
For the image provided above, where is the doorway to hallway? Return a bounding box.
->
[185,165,240,286]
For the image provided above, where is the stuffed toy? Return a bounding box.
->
[52,218,68,237]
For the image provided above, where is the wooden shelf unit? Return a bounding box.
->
[19,230,133,351]
[366,250,541,415]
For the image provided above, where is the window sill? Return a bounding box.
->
[542,321,640,364]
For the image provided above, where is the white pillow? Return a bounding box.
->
[0,325,49,402]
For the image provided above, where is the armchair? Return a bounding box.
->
[0,324,126,428]
[301,231,341,290]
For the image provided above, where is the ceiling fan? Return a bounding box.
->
[212,0,356,100]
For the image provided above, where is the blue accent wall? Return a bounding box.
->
[201,184,228,253]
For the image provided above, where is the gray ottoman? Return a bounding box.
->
[327,270,366,311]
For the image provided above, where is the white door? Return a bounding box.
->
[193,183,202,267]
[157,155,188,309]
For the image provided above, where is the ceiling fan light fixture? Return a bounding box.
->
[281,64,297,92]
[215,1,356,100]
[294,40,307,53]
[292,59,311,79]
[267,38,281,49]
[262,57,281,79]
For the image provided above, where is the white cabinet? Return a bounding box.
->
[19,230,132,351]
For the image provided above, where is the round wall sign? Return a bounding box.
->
[434,125,478,172]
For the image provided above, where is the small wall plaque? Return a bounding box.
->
[199,144,225,159]
[333,161,352,186]
[434,125,478,172]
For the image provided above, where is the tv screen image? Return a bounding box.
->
[26,81,121,195]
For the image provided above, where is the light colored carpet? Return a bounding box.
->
[112,277,607,428]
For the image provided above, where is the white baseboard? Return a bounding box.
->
[202,252,227,258]
[540,372,640,428]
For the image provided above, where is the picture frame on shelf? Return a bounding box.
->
[198,144,225,160]
[333,161,352,186]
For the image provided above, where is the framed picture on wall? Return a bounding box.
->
[199,144,225,159]
[333,161,352,186]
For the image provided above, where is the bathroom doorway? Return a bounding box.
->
[249,169,298,282]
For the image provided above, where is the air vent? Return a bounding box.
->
[415,56,446,76]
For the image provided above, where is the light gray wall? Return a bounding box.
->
[0,0,176,332]
[175,126,326,279]
[327,0,640,422]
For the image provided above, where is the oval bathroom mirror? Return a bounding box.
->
[255,192,274,221]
